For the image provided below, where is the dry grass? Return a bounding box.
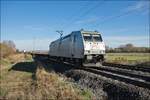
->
[24,66,92,100]
[0,54,93,100]
[6,53,32,64]
[0,43,16,58]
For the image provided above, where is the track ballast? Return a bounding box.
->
[32,54,150,89]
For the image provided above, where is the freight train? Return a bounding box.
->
[49,30,105,66]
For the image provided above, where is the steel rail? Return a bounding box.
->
[103,62,150,73]
[88,66,150,82]
[82,67,150,89]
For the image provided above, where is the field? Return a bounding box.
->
[105,53,150,65]
[0,54,93,100]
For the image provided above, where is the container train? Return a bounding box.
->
[49,30,105,66]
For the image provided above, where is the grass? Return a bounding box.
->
[29,66,94,100]
[105,53,150,65]
[0,53,94,100]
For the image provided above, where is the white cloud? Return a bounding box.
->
[75,16,101,24]
[125,1,149,13]
[76,18,97,24]
[103,28,129,34]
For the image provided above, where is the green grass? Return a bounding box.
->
[105,53,150,65]
[0,87,8,97]
[81,89,93,100]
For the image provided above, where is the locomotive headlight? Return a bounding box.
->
[99,51,102,53]
[100,50,105,54]
[85,50,90,54]
[103,50,105,53]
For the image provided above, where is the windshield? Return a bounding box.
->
[83,35,92,41]
[83,34,102,42]
[93,34,102,42]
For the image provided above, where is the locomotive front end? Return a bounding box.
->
[82,31,105,64]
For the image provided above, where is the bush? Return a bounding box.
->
[0,43,16,58]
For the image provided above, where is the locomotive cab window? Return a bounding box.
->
[83,34,92,41]
[93,34,102,42]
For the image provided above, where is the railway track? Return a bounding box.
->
[33,55,150,89]
[103,62,150,73]
[81,63,150,89]
[88,66,150,82]
[81,67,150,89]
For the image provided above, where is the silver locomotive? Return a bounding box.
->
[49,30,105,66]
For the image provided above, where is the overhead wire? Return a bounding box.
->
[55,2,91,34]
[92,3,148,29]
[61,0,105,30]
[57,2,90,28]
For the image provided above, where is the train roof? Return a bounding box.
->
[81,30,100,34]
[72,30,100,34]
[51,30,101,44]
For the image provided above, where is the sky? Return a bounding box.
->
[1,0,150,51]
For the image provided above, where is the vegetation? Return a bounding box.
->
[30,66,93,100]
[0,40,93,99]
[105,53,150,65]
[0,54,93,99]
[0,42,16,58]
[106,43,150,53]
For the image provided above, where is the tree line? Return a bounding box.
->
[106,43,150,53]
[0,40,149,58]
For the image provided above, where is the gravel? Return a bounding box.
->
[39,60,150,100]
[65,69,150,100]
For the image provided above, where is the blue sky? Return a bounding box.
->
[1,0,150,50]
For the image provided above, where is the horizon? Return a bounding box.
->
[1,0,150,50]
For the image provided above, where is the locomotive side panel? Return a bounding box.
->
[49,35,71,58]
[71,31,84,58]
[59,34,72,58]
[49,41,58,57]
[49,32,84,59]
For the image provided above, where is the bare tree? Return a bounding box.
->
[3,40,16,51]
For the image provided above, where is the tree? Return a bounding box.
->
[125,43,134,48]
[3,40,16,51]
[107,43,149,53]
[0,43,15,58]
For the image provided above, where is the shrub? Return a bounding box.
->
[0,43,16,58]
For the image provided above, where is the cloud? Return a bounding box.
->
[75,16,101,24]
[72,1,149,28]
[103,28,129,34]
[125,1,149,13]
